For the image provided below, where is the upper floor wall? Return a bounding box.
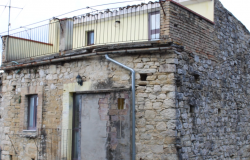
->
[2,0,249,66]
[1,2,161,62]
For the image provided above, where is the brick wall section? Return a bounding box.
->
[162,1,215,57]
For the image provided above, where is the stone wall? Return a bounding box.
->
[0,48,181,160]
[1,0,250,159]
[174,0,250,159]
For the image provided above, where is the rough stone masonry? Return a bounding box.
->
[1,0,250,160]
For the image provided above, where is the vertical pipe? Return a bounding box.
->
[105,54,135,160]
[0,146,2,160]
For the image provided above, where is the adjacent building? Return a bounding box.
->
[0,0,250,159]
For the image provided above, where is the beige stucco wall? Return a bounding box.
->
[5,11,150,61]
[183,0,214,21]
[73,12,149,49]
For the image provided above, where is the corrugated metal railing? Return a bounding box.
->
[3,1,162,62]
[7,128,73,160]
[4,22,60,61]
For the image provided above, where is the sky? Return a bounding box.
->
[0,0,250,64]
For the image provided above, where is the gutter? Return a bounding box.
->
[0,46,172,70]
[105,54,136,160]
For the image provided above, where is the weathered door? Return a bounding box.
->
[72,91,131,160]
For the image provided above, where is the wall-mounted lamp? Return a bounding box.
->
[76,74,83,86]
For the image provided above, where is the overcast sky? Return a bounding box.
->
[0,0,249,63]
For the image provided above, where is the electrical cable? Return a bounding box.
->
[0,0,10,18]
[14,0,31,21]
[0,0,144,34]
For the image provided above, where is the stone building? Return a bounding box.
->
[0,0,250,159]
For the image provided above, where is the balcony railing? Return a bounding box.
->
[2,1,161,62]
[2,22,60,62]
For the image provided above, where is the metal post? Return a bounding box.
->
[0,147,2,160]
[6,0,11,62]
[8,0,11,36]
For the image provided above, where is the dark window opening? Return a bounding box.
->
[10,155,12,160]
[87,31,94,46]
[190,105,195,114]
[176,76,182,87]
[31,158,35,160]
[218,108,221,114]
[140,74,147,81]
[174,24,178,27]
[194,75,200,82]
[28,95,38,130]
[118,98,125,110]
[0,115,1,119]
[12,85,16,91]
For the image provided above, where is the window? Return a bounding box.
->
[149,11,160,40]
[28,95,38,130]
[87,31,94,45]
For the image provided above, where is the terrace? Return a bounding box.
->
[1,2,162,63]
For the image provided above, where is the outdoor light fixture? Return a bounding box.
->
[76,74,83,86]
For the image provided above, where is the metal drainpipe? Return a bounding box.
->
[105,54,136,160]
